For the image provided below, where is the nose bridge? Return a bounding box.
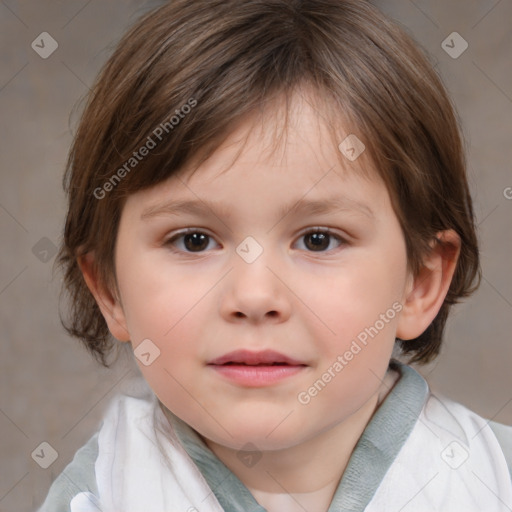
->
[221,235,290,321]
[233,234,277,292]
[235,234,267,267]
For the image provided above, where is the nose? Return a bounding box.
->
[219,248,292,324]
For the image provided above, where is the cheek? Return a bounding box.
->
[298,252,406,352]
[302,244,407,407]
[295,265,402,410]
[123,289,209,418]
[116,247,202,339]
[115,250,210,385]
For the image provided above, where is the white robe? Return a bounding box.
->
[50,364,512,512]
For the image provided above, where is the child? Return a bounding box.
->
[38,0,512,511]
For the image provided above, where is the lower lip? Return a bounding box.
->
[209,364,306,387]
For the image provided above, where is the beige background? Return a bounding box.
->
[0,1,511,510]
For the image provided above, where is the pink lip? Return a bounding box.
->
[208,349,305,366]
[207,349,307,387]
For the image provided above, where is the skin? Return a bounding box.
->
[80,89,460,512]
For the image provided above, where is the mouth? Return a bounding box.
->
[207,349,308,387]
[207,349,307,366]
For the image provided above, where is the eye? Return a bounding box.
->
[295,228,346,252]
[164,227,346,254]
[164,229,219,253]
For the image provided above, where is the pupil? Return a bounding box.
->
[185,233,208,251]
[307,232,328,251]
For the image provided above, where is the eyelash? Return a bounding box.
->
[163,227,347,255]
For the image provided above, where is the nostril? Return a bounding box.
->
[232,310,278,319]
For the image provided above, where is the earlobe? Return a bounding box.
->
[396,230,461,341]
[77,251,131,342]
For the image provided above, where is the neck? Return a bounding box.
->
[204,368,399,512]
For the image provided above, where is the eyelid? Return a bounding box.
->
[296,226,351,243]
[164,227,218,245]
[164,226,346,241]
[296,226,347,238]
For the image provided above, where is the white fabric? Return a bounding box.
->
[365,394,512,511]
[69,492,102,512]
[94,378,224,512]
[69,377,512,512]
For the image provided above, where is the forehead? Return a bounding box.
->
[125,87,386,221]
[178,86,376,184]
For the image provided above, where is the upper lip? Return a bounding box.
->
[207,349,307,366]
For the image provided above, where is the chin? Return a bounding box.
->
[196,414,309,452]
[206,431,305,453]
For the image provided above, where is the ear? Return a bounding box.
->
[77,251,131,342]
[396,230,461,340]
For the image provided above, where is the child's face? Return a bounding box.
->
[112,93,413,451]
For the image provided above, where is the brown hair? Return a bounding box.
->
[54,0,480,367]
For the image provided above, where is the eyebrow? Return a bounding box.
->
[140,195,374,223]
